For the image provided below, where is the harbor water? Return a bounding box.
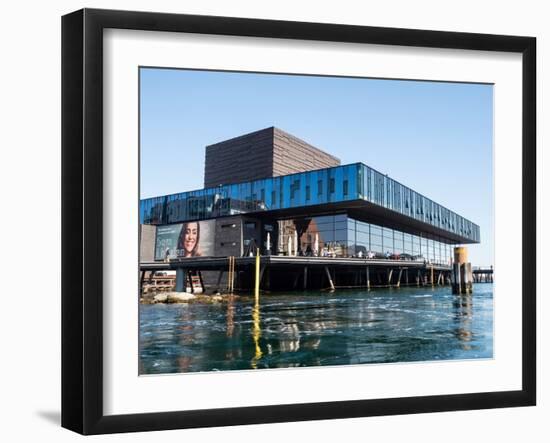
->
[139,283,493,374]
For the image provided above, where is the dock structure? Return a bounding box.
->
[472,266,494,283]
[140,256,452,294]
[139,127,480,296]
[140,271,175,294]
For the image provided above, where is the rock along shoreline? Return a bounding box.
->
[140,292,240,305]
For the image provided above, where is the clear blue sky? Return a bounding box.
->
[140,68,493,266]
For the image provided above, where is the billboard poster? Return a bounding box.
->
[154,220,215,260]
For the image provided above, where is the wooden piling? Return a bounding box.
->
[452,262,461,294]
[460,263,467,293]
[227,256,235,293]
[465,263,473,294]
[452,247,473,295]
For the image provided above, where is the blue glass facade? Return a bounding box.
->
[141,163,358,223]
[357,164,479,242]
[140,163,479,244]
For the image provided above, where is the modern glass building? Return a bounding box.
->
[141,160,479,266]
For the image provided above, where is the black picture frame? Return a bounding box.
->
[61,8,536,435]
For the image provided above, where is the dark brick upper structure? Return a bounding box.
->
[203,127,340,188]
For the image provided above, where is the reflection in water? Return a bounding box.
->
[139,284,493,374]
[454,295,474,350]
[226,295,235,338]
[251,300,263,368]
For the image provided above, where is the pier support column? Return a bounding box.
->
[265,267,271,291]
[140,271,146,294]
[175,268,186,292]
[387,269,393,286]
[324,266,335,290]
[396,268,403,288]
[366,266,370,290]
[188,271,195,294]
[303,266,308,290]
[215,270,224,294]
[259,265,266,290]
[197,271,205,294]
[293,271,300,289]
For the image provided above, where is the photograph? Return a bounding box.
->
[55,4,539,436]
[138,67,494,375]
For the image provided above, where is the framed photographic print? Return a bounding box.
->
[61,8,536,435]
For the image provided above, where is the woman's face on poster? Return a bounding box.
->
[183,222,198,255]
